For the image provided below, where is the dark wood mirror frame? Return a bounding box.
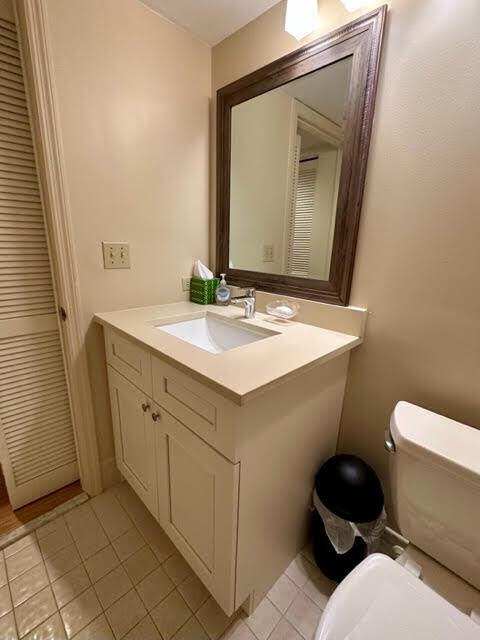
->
[216,6,386,305]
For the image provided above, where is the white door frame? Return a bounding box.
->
[13,0,102,497]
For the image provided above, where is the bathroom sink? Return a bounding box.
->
[156,313,277,354]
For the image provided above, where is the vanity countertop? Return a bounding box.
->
[94,302,362,405]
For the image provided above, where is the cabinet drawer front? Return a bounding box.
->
[152,357,236,461]
[107,366,158,518]
[105,329,152,395]
[155,409,239,615]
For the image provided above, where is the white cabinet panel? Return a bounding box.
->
[155,406,239,614]
[105,329,152,395]
[169,436,215,569]
[151,356,237,461]
[107,366,157,518]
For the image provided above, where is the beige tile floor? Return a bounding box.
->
[0,482,336,639]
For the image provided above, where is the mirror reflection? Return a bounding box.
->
[229,56,352,280]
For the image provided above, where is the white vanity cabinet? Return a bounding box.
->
[103,325,351,615]
[105,329,240,612]
[155,405,239,609]
[107,367,157,518]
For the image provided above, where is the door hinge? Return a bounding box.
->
[59,306,67,321]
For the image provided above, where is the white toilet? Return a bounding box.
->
[315,401,480,639]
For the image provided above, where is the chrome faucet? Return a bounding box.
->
[230,287,256,319]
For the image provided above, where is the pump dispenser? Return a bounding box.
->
[215,273,231,306]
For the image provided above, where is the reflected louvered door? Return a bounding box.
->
[287,152,317,277]
[0,17,78,509]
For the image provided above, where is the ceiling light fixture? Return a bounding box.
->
[340,0,368,11]
[285,0,318,41]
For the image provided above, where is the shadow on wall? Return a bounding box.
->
[85,322,116,482]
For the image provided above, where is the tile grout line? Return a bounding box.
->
[101,490,193,637]
[1,486,331,640]
[59,497,144,638]
[261,598,284,640]
[2,492,167,638]
[86,494,148,639]
[5,544,316,640]
[47,529,84,640]
[169,608,196,640]
[26,612,61,640]
[3,551,20,640]
[271,578,326,615]
[1,500,99,640]
[61,493,186,639]
[130,558,199,639]
[0,493,89,552]
[258,555,329,640]
[110,485,321,640]
[5,500,111,639]
[59,506,95,639]
[65,499,126,639]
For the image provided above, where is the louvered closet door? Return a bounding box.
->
[287,150,316,277]
[0,17,78,509]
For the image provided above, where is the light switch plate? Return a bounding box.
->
[102,242,130,269]
[263,244,274,262]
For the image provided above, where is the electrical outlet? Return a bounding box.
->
[182,276,191,291]
[102,242,130,269]
[263,244,274,263]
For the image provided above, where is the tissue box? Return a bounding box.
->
[190,277,219,305]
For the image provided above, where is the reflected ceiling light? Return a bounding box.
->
[285,0,318,41]
[340,0,368,11]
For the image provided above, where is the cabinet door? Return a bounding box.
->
[155,407,239,614]
[107,367,157,518]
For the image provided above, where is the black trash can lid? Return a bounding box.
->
[315,454,384,523]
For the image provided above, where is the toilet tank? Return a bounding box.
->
[389,401,480,590]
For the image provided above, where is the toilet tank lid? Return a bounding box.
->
[390,402,480,485]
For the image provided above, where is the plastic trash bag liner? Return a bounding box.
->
[313,488,386,554]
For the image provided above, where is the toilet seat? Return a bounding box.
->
[314,554,479,639]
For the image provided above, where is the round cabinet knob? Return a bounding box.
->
[151,411,161,422]
[141,403,150,413]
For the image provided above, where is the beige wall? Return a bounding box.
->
[212,0,480,511]
[44,0,211,480]
[230,89,292,273]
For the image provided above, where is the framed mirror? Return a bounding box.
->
[216,6,386,305]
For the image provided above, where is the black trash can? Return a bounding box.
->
[312,454,384,583]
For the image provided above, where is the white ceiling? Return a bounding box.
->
[282,58,353,125]
[139,0,283,46]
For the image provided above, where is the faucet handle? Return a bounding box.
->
[245,287,256,297]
